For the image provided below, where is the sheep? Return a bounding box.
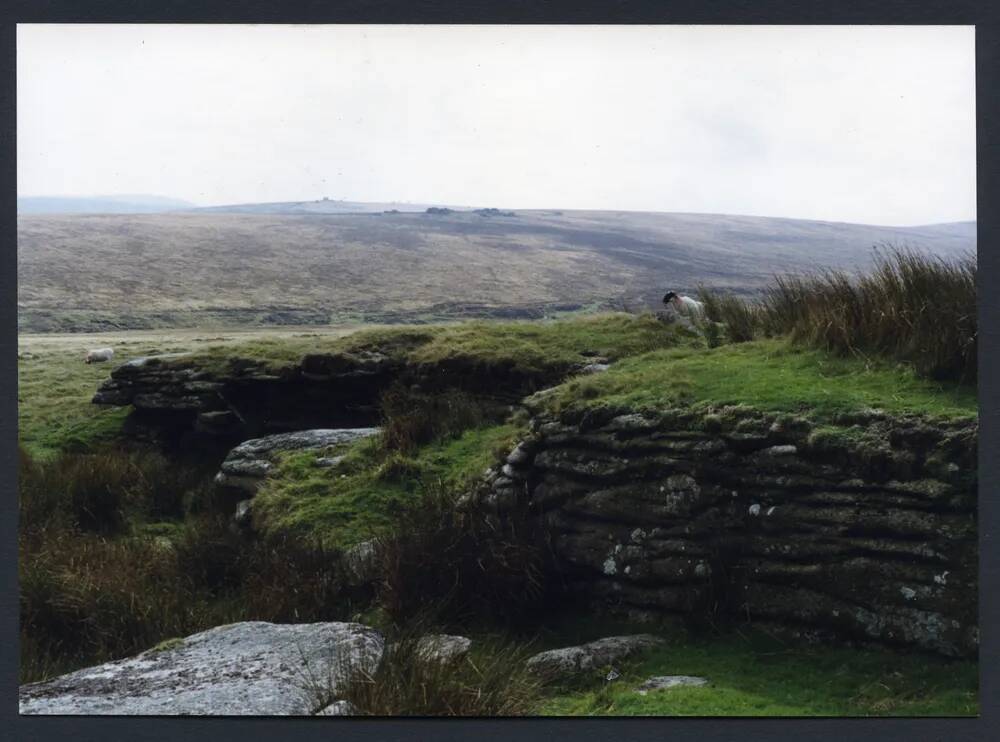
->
[662,291,706,319]
[85,347,115,364]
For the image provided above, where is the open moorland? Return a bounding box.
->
[17,208,975,332]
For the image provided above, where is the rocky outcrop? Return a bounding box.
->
[525,635,666,679]
[215,428,379,495]
[19,621,384,715]
[478,406,978,657]
[635,676,709,694]
[92,350,398,447]
[92,347,579,447]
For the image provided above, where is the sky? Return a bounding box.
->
[17,24,976,226]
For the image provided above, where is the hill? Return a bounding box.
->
[17,208,975,333]
[17,194,196,215]
[190,198,467,215]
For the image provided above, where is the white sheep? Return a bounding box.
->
[662,291,706,319]
[85,347,115,364]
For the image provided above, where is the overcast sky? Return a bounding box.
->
[18,24,975,226]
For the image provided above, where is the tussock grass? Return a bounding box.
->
[337,623,543,716]
[697,285,760,344]
[697,247,977,382]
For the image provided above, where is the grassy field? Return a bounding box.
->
[535,623,977,717]
[16,325,362,457]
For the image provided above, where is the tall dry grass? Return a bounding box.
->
[378,383,490,455]
[18,446,356,683]
[333,621,543,716]
[373,489,549,629]
[698,247,976,382]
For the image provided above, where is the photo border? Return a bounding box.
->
[1,2,996,740]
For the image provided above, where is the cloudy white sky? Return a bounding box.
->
[17,24,975,226]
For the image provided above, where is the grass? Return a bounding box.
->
[537,626,978,716]
[548,338,977,422]
[18,351,133,458]
[252,423,524,550]
[335,627,543,716]
[168,312,692,376]
[17,336,196,458]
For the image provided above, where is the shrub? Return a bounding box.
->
[18,447,209,536]
[18,446,70,535]
[238,535,354,623]
[173,514,248,592]
[373,489,550,629]
[378,383,489,454]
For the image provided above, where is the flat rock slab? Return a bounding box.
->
[635,675,709,694]
[215,428,379,494]
[525,635,665,679]
[415,634,473,666]
[19,621,384,716]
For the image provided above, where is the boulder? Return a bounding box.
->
[215,428,379,495]
[19,621,384,716]
[525,635,665,679]
[635,675,709,694]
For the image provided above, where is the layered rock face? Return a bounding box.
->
[479,406,978,657]
[92,352,400,447]
[93,350,571,448]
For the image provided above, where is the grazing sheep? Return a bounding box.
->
[662,291,706,319]
[85,347,115,364]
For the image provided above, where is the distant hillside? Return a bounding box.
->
[192,199,469,215]
[18,195,196,215]
[16,208,976,333]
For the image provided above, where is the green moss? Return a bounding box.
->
[252,423,524,549]
[172,313,694,377]
[536,627,977,717]
[548,338,977,422]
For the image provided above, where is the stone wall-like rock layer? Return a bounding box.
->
[479,407,977,657]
